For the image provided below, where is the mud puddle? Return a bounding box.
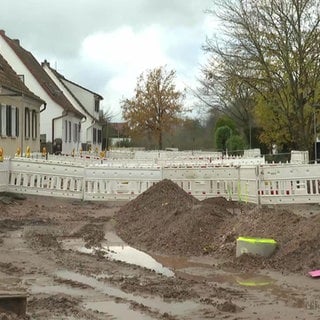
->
[62,238,174,277]
[55,270,205,318]
[152,253,275,287]
[84,300,155,320]
[62,236,276,288]
[152,254,317,314]
[60,233,317,317]
[29,273,156,320]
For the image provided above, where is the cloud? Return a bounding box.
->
[0,0,216,121]
[1,0,213,57]
[80,25,170,72]
[77,23,210,119]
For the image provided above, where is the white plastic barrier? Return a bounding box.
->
[83,165,162,201]
[7,158,84,199]
[163,165,240,200]
[258,164,320,204]
[238,166,259,203]
[47,154,105,165]
[0,160,9,192]
[3,157,320,204]
[290,150,309,164]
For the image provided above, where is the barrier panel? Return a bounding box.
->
[163,166,240,200]
[258,164,320,204]
[7,158,84,199]
[0,160,9,192]
[83,164,163,201]
[238,166,259,204]
[2,157,320,204]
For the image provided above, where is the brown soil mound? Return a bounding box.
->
[115,179,320,273]
[115,179,234,255]
[218,207,320,273]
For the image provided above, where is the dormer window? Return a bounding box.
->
[94,98,100,112]
[18,74,25,83]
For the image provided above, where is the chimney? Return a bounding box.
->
[41,59,50,67]
[0,30,5,36]
[13,39,20,46]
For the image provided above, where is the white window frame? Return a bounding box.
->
[11,106,16,138]
[73,123,78,142]
[25,107,30,139]
[15,107,19,137]
[0,104,6,136]
[64,120,68,142]
[32,110,37,139]
[93,127,97,144]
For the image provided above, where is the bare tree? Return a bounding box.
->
[202,0,320,153]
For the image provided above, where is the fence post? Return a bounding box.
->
[82,167,86,201]
[256,165,261,206]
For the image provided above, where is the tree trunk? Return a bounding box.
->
[158,130,163,150]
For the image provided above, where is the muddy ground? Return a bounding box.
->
[0,179,319,319]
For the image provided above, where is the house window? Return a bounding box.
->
[6,105,12,136]
[93,127,97,144]
[73,123,77,142]
[94,98,100,112]
[69,121,71,142]
[0,104,5,136]
[16,108,19,137]
[32,110,37,139]
[18,74,25,83]
[0,105,19,138]
[98,129,102,144]
[25,108,30,139]
[11,106,16,138]
[65,120,68,142]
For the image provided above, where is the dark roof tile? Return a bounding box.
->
[0,53,45,103]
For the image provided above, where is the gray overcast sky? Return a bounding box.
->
[1,0,217,120]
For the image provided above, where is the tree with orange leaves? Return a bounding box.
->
[121,66,185,150]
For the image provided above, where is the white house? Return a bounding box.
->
[42,60,103,152]
[0,30,86,155]
[0,53,45,157]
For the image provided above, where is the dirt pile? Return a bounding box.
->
[115,179,235,255]
[115,179,320,273]
[0,309,29,320]
[218,207,320,272]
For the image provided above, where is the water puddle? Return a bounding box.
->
[62,237,277,288]
[30,283,89,297]
[55,270,202,317]
[104,245,174,277]
[150,253,275,288]
[62,238,174,277]
[28,275,157,319]
[235,274,274,287]
[84,301,155,320]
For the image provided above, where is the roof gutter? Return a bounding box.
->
[40,102,47,113]
[86,119,96,144]
[52,110,68,143]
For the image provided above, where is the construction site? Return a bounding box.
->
[0,151,320,320]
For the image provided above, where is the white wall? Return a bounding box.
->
[61,79,99,119]
[43,64,102,151]
[61,79,102,151]
[0,36,83,154]
[0,36,58,142]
